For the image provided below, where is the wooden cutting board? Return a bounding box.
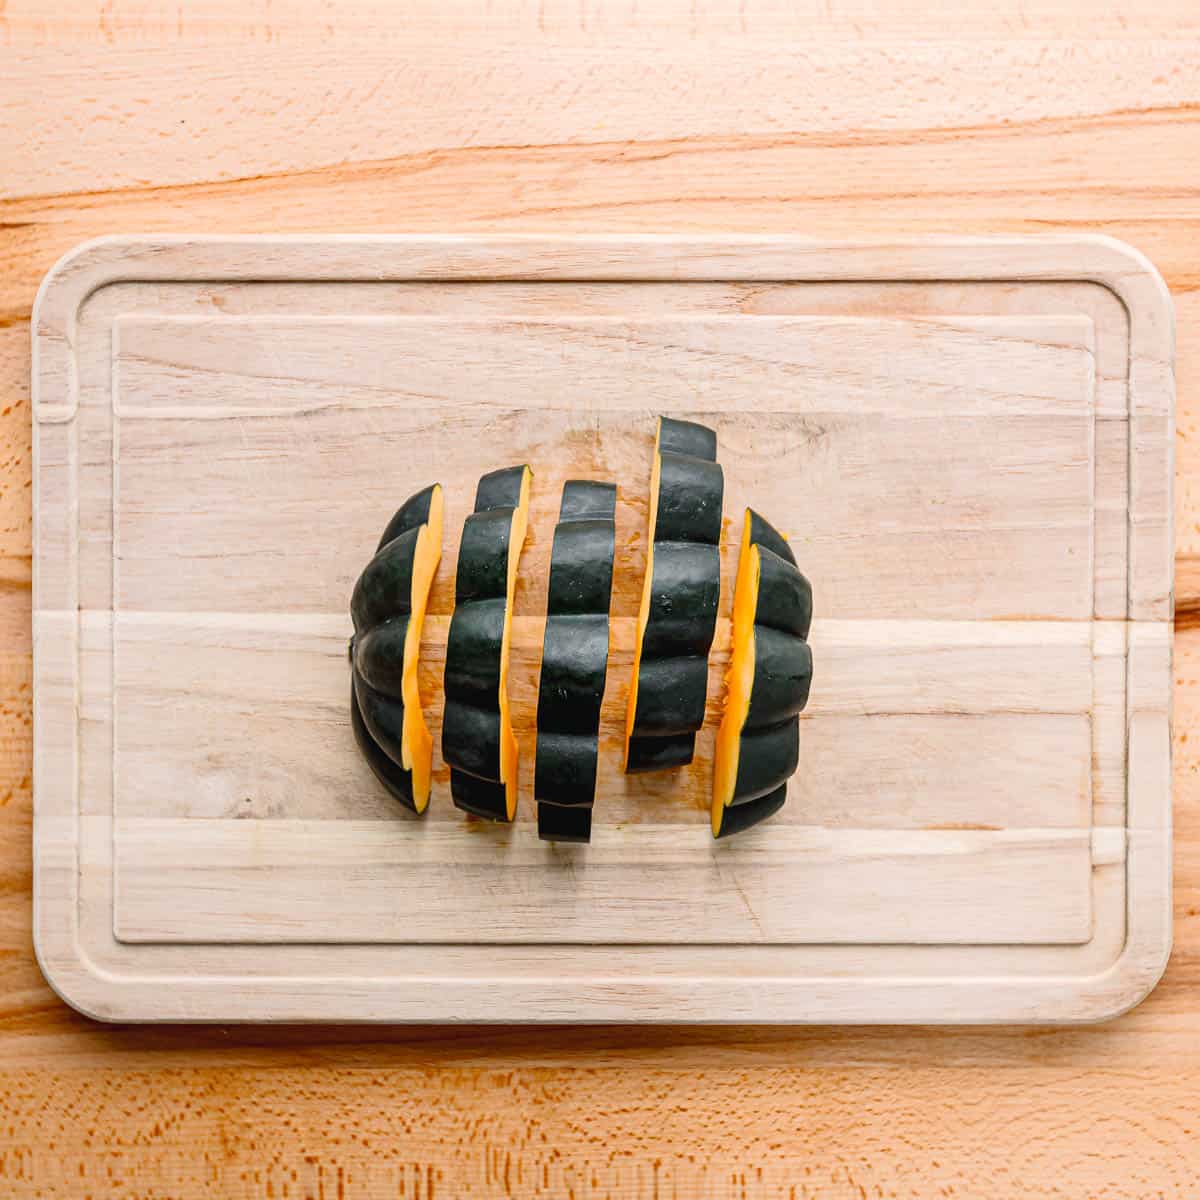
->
[32,234,1173,1023]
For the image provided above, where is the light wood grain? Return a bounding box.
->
[109,312,1097,618]
[1,2,1197,1195]
[104,612,1096,826]
[31,234,1171,1025]
[112,821,1095,946]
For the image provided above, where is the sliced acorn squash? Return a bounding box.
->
[625,417,724,773]
[349,483,444,814]
[443,465,533,821]
[534,480,617,843]
[712,509,813,838]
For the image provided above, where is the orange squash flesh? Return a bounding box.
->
[497,467,532,820]
[712,520,760,835]
[624,424,663,763]
[400,485,444,813]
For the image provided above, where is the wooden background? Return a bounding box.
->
[2,1,1198,1195]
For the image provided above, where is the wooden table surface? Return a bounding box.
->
[3,2,1198,1195]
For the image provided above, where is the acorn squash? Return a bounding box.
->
[712,509,813,838]
[349,483,444,814]
[443,465,533,821]
[625,417,724,773]
[534,480,617,842]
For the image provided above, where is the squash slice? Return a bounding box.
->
[534,480,617,842]
[443,465,533,821]
[349,483,444,814]
[625,417,724,773]
[712,509,813,838]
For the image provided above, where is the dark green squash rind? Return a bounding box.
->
[535,481,616,839]
[746,508,796,567]
[731,716,800,804]
[538,617,612,735]
[474,464,528,512]
[450,771,510,821]
[627,731,696,773]
[453,509,515,604]
[350,684,421,812]
[659,416,717,462]
[352,613,412,695]
[745,628,813,726]
[535,730,599,805]
[537,801,593,843]
[351,525,423,634]
[546,523,617,615]
[715,784,788,839]
[629,656,710,737]
[755,544,813,640]
[653,453,724,545]
[442,698,502,781]
[442,598,505,705]
[638,542,722,659]
[559,479,618,522]
[444,465,530,821]
[628,418,724,773]
[375,482,440,552]
[353,673,408,767]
